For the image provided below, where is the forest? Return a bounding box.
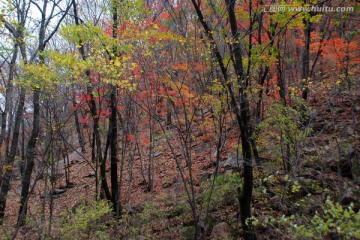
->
[0,0,359,239]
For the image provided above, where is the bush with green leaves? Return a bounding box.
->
[294,198,360,239]
[256,102,312,173]
[60,200,112,240]
[202,173,242,208]
[252,198,360,239]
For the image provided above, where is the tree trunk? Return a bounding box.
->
[224,1,255,238]
[73,91,85,153]
[0,44,18,186]
[72,0,111,201]
[190,0,256,238]
[301,14,311,101]
[109,86,120,215]
[276,39,287,105]
[18,88,41,226]
[108,0,120,216]
[0,87,26,222]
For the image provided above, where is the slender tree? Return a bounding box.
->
[17,0,72,226]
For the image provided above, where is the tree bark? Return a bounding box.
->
[224,1,255,238]
[0,87,26,222]
[0,17,27,222]
[0,44,18,186]
[301,19,311,101]
[190,0,256,238]
[17,0,71,224]
[109,86,120,215]
[17,88,40,226]
[73,91,85,153]
[71,0,111,201]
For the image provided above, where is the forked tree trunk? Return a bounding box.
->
[0,39,26,222]
[225,1,255,238]
[17,0,71,225]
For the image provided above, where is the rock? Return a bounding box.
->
[66,182,75,188]
[333,107,345,114]
[200,172,212,182]
[350,151,360,183]
[298,168,321,180]
[162,177,177,188]
[223,153,242,171]
[195,144,211,154]
[68,150,82,164]
[52,188,66,195]
[41,188,67,199]
[84,171,96,178]
[71,201,82,213]
[346,126,355,136]
[278,175,288,184]
[70,159,79,164]
[202,161,217,170]
[339,146,360,182]
[292,178,314,197]
[179,227,197,239]
[37,169,64,180]
[154,151,162,157]
[124,204,144,215]
[340,187,357,205]
[149,151,162,157]
[230,211,239,220]
[211,222,232,239]
[303,147,317,154]
[268,196,283,211]
[326,143,359,181]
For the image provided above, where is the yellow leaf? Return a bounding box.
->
[3,165,13,171]
[114,60,121,67]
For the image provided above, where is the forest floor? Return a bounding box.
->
[1,84,360,240]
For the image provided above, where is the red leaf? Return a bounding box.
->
[125,134,135,141]
[116,105,125,110]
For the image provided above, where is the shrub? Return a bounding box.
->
[294,198,360,239]
[60,200,112,240]
[256,103,311,173]
[252,198,360,239]
[203,173,242,208]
